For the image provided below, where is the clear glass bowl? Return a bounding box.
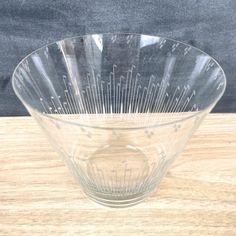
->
[12,33,226,208]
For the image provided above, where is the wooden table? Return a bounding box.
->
[0,114,235,235]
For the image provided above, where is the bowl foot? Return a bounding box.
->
[84,190,151,208]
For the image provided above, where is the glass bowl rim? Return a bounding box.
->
[12,32,227,130]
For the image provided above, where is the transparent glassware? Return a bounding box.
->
[12,33,226,208]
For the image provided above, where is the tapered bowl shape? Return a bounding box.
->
[12,33,226,207]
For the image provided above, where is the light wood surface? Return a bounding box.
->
[0,114,235,236]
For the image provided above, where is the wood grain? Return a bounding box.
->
[0,114,235,235]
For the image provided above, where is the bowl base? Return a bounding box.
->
[84,190,151,208]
